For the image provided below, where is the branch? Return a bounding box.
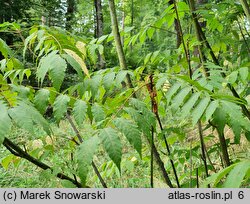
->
[3,137,82,188]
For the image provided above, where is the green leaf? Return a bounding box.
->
[227,71,238,84]
[115,70,128,85]
[91,103,106,123]
[0,38,12,58]
[103,71,116,90]
[129,98,156,127]
[34,89,50,115]
[23,31,37,59]
[90,75,102,97]
[37,51,57,86]
[192,97,210,125]
[76,136,100,186]
[8,101,51,135]
[147,27,155,39]
[1,154,14,170]
[53,95,70,122]
[8,102,34,133]
[124,107,151,141]
[202,163,237,187]
[171,87,192,109]
[221,101,250,132]
[73,100,87,126]
[0,102,12,144]
[49,55,67,91]
[61,180,77,188]
[230,118,242,144]
[181,92,200,119]
[63,54,84,80]
[223,160,250,187]
[245,131,250,142]
[100,128,122,171]
[114,118,142,157]
[239,67,249,83]
[205,100,219,122]
[213,107,227,134]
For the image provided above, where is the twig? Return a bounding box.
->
[3,137,82,188]
[66,113,108,188]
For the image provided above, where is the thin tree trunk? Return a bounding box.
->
[240,0,250,23]
[66,0,75,31]
[94,0,106,69]
[169,0,182,47]
[108,0,134,89]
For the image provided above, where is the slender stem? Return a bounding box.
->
[108,0,135,92]
[3,137,82,188]
[147,75,180,187]
[237,20,250,55]
[188,0,250,121]
[196,168,199,188]
[240,0,250,23]
[215,128,231,167]
[150,127,154,188]
[66,113,108,188]
[173,0,192,78]
[198,121,210,187]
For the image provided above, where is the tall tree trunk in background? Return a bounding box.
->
[169,0,182,48]
[108,0,134,88]
[94,0,105,69]
[130,0,134,51]
[121,0,125,46]
[66,0,75,31]
[240,0,250,23]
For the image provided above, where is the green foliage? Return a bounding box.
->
[8,101,51,135]
[53,95,70,122]
[34,89,50,115]
[113,118,142,157]
[100,128,122,171]
[73,100,88,126]
[0,0,250,188]
[0,102,12,144]
[202,160,250,187]
[76,136,100,186]
[37,51,67,91]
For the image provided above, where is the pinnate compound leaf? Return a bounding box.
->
[192,97,210,125]
[202,163,236,187]
[64,49,90,78]
[239,67,249,83]
[165,82,181,104]
[205,100,219,122]
[76,136,100,186]
[103,71,116,90]
[49,55,67,91]
[114,118,142,157]
[223,160,250,187]
[34,89,50,115]
[8,101,51,135]
[92,103,105,123]
[0,38,12,58]
[0,102,12,144]
[37,51,61,89]
[124,107,151,141]
[171,87,192,109]
[73,100,87,126]
[100,128,122,171]
[181,92,200,119]
[53,95,70,122]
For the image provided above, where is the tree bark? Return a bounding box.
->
[169,0,182,48]
[94,0,106,69]
[108,0,134,89]
[66,0,75,31]
[240,0,250,23]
